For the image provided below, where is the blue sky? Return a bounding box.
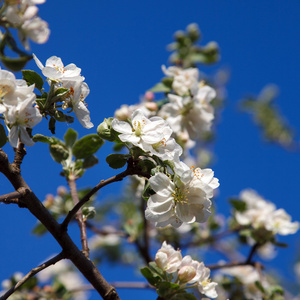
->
[1,1,300,299]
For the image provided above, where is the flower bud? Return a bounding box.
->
[178,265,197,283]
[97,118,116,142]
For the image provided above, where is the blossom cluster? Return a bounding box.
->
[153,241,218,298]
[33,54,93,129]
[1,0,50,50]
[234,189,299,236]
[0,68,42,147]
[110,108,219,228]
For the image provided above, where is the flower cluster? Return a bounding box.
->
[234,189,299,236]
[0,68,42,147]
[33,54,93,129]
[110,108,219,228]
[143,241,218,299]
[1,0,50,50]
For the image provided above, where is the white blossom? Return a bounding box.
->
[235,189,299,236]
[61,77,94,129]
[3,88,41,147]
[33,54,82,81]
[162,65,199,96]
[112,109,176,156]
[155,241,182,273]
[159,85,216,140]
[145,165,219,228]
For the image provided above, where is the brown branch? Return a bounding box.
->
[0,252,66,300]
[86,221,127,237]
[68,175,89,258]
[0,148,121,300]
[70,282,153,292]
[207,260,256,271]
[0,188,28,207]
[12,142,26,171]
[134,197,152,264]
[61,158,150,231]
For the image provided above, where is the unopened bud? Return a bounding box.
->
[97,118,116,142]
[144,91,155,101]
[178,265,196,283]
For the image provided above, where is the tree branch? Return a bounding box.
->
[12,142,26,171]
[61,158,150,231]
[0,148,121,300]
[0,252,66,300]
[68,175,90,257]
[0,188,28,207]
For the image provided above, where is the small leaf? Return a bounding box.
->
[157,282,179,297]
[22,70,44,91]
[0,123,7,147]
[140,267,161,286]
[32,134,53,144]
[0,54,32,72]
[72,134,104,159]
[149,262,165,277]
[64,128,78,147]
[82,206,96,220]
[49,143,69,163]
[106,153,130,169]
[171,292,198,300]
[32,222,47,236]
[230,199,247,212]
[82,155,99,169]
[149,82,171,93]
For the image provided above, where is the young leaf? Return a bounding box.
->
[82,155,99,169]
[49,143,69,163]
[149,82,171,93]
[22,70,44,91]
[156,282,180,298]
[106,153,130,169]
[32,134,53,144]
[64,128,78,147]
[140,267,161,286]
[72,134,104,159]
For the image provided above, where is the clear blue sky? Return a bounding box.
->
[1,1,300,299]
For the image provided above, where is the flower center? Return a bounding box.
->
[0,85,11,98]
[172,186,189,204]
[133,120,146,136]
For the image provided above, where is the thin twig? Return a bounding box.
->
[12,142,26,171]
[68,175,89,257]
[0,188,28,207]
[61,159,150,230]
[0,252,66,300]
[207,260,256,271]
[86,221,127,237]
[246,242,259,264]
[68,282,154,293]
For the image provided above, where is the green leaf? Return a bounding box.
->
[171,292,198,300]
[49,117,56,134]
[0,55,32,72]
[82,206,96,220]
[255,280,266,293]
[32,222,47,236]
[22,70,44,91]
[106,153,130,169]
[140,267,161,286]
[149,262,165,278]
[32,134,53,144]
[157,282,180,297]
[54,87,69,97]
[0,123,7,147]
[82,155,99,169]
[49,143,69,163]
[64,128,78,147]
[230,198,247,212]
[72,134,104,159]
[149,82,171,93]
[272,241,288,248]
